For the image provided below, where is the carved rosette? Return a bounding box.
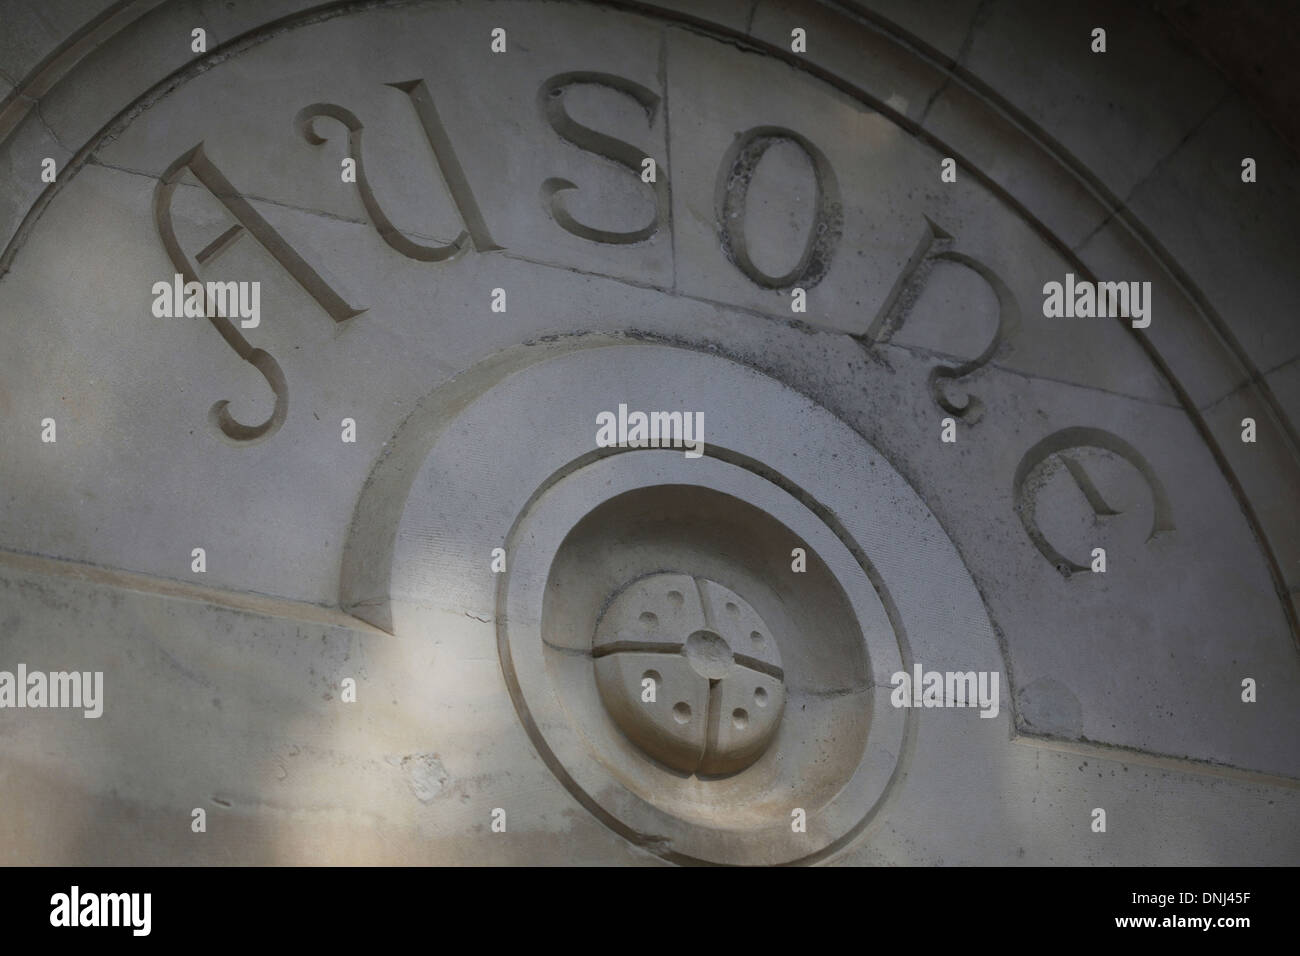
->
[593,573,786,776]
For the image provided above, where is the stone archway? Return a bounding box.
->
[0,0,1296,864]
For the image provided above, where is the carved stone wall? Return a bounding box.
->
[0,0,1297,864]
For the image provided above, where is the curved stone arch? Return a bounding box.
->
[0,0,1295,644]
[0,0,1296,867]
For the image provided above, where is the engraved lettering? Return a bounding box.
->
[298,102,472,261]
[153,143,363,442]
[860,218,1020,422]
[539,72,667,244]
[1013,427,1174,576]
[387,79,501,253]
[716,126,842,290]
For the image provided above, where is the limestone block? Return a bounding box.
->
[0,111,73,269]
[961,0,1226,199]
[0,0,122,84]
[750,0,948,122]
[1201,386,1300,598]
[838,0,984,63]
[1125,93,1300,373]
[920,77,1112,250]
[1076,216,1252,410]
[0,0,1296,867]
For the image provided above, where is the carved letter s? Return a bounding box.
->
[539,72,668,244]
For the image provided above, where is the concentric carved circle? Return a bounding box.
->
[357,339,1005,863]
[522,467,882,860]
[467,343,933,864]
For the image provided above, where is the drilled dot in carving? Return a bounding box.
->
[726,601,739,615]
[673,702,691,723]
[667,590,684,607]
[639,611,658,627]
[750,630,764,646]
[643,668,661,686]
[732,708,749,730]
[754,687,768,707]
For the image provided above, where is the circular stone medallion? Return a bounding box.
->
[594,573,787,777]
[369,339,1003,864]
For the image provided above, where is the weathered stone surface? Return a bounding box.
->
[961,0,1227,199]
[1124,92,1300,372]
[0,0,121,83]
[0,0,1296,865]
[835,0,984,63]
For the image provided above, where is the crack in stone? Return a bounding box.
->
[34,100,75,154]
[917,0,989,125]
[86,156,462,238]
[1072,88,1233,254]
